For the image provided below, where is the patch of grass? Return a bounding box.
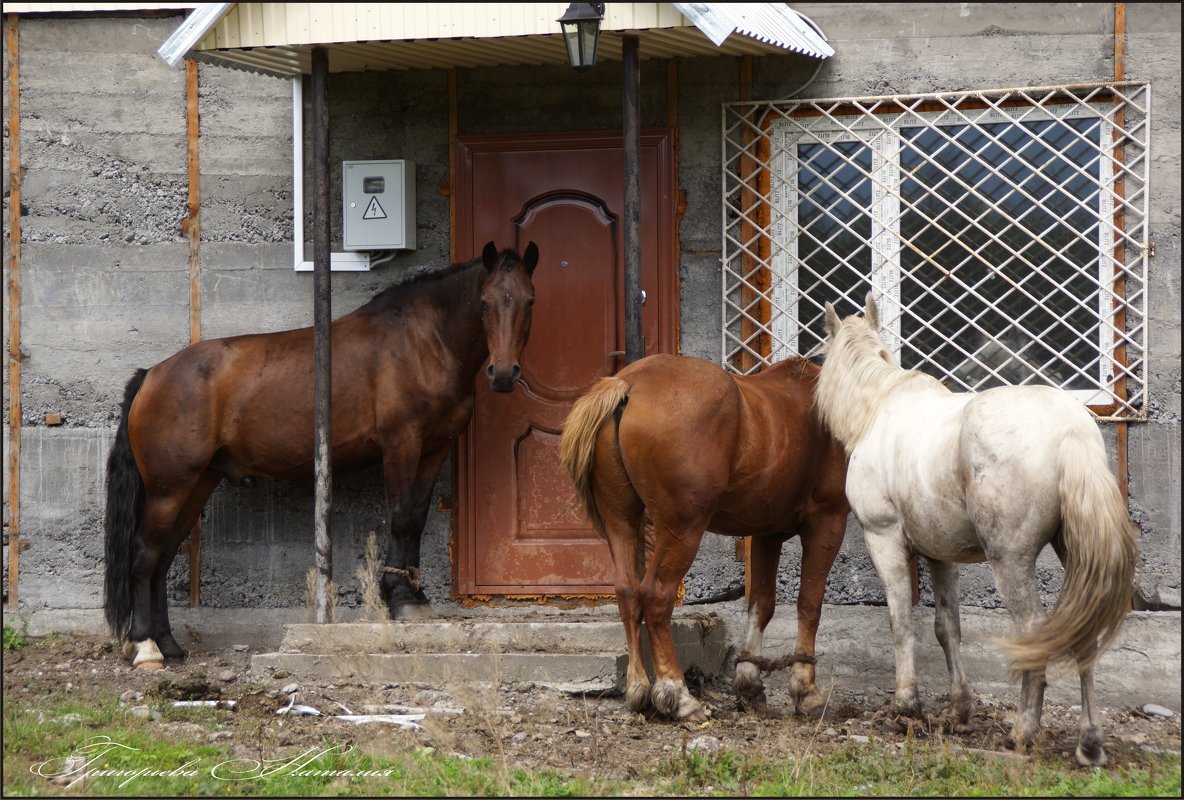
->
[3,621,30,651]
[2,693,608,797]
[3,691,1179,797]
[648,738,1182,798]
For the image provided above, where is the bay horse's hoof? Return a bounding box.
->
[125,638,165,670]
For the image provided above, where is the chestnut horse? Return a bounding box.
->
[560,354,849,721]
[105,241,539,669]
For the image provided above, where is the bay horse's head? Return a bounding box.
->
[480,240,539,392]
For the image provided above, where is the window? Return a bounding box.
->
[723,83,1151,419]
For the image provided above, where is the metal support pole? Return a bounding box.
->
[311,47,333,623]
[622,33,643,363]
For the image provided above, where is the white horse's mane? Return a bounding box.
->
[815,316,938,450]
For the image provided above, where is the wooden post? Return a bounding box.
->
[622,33,643,364]
[311,47,333,623]
[5,15,23,608]
[184,57,203,607]
[1112,2,1130,503]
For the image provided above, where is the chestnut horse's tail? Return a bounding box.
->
[559,376,631,537]
[999,429,1139,673]
[104,368,148,641]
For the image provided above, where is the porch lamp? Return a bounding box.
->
[558,2,605,70]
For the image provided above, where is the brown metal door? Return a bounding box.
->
[455,131,676,596]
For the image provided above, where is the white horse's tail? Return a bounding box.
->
[999,430,1139,673]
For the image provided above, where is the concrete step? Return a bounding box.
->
[250,612,730,692]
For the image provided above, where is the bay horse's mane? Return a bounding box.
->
[360,253,486,312]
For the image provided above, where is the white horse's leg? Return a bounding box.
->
[1075,667,1107,766]
[865,528,922,717]
[988,554,1046,754]
[1046,535,1109,766]
[926,557,973,724]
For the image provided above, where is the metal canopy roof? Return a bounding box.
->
[153,2,831,76]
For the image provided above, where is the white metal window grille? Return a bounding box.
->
[722,83,1151,420]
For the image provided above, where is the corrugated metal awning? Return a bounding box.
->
[672,3,833,59]
[152,2,831,76]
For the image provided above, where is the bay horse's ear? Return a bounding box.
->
[523,242,539,275]
[863,291,880,330]
[824,301,841,338]
[482,241,498,272]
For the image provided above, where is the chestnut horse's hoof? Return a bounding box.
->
[796,689,827,718]
[653,679,705,721]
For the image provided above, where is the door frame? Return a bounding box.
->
[452,128,679,599]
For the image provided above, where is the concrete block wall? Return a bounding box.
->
[3,5,1179,621]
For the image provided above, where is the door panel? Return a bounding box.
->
[455,131,676,595]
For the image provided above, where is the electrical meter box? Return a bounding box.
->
[342,159,415,251]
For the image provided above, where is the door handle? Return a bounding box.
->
[608,351,625,358]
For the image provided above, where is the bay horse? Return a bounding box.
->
[104,241,539,670]
[559,354,850,722]
[815,292,1138,766]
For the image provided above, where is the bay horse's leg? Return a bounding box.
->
[792,517,845,717]
[149,471,223,660]
[380,444,448,620]
[925,557,973,726]
[642,518,707,721]
[733,534,786,715]
[123,472,222,669]
[863,525,923,717]
[987,552,1046,754]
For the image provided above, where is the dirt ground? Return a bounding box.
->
[4,630,1180,787]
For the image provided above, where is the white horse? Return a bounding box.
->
[814,292,1138,766]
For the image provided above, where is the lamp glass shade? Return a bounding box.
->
[558,4,603,70]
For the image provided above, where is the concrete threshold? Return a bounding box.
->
[252,614,731,693]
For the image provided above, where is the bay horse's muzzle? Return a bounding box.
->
[487,362,521,393]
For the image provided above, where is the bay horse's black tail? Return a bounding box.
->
[104,368,148,641]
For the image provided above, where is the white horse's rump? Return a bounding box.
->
[815,292,1138,766]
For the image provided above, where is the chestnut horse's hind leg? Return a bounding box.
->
[380,444,449,620]
[733,534,786,715]
[642,517,708,722]
[594,479,649,712]
[791,518,844,717]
